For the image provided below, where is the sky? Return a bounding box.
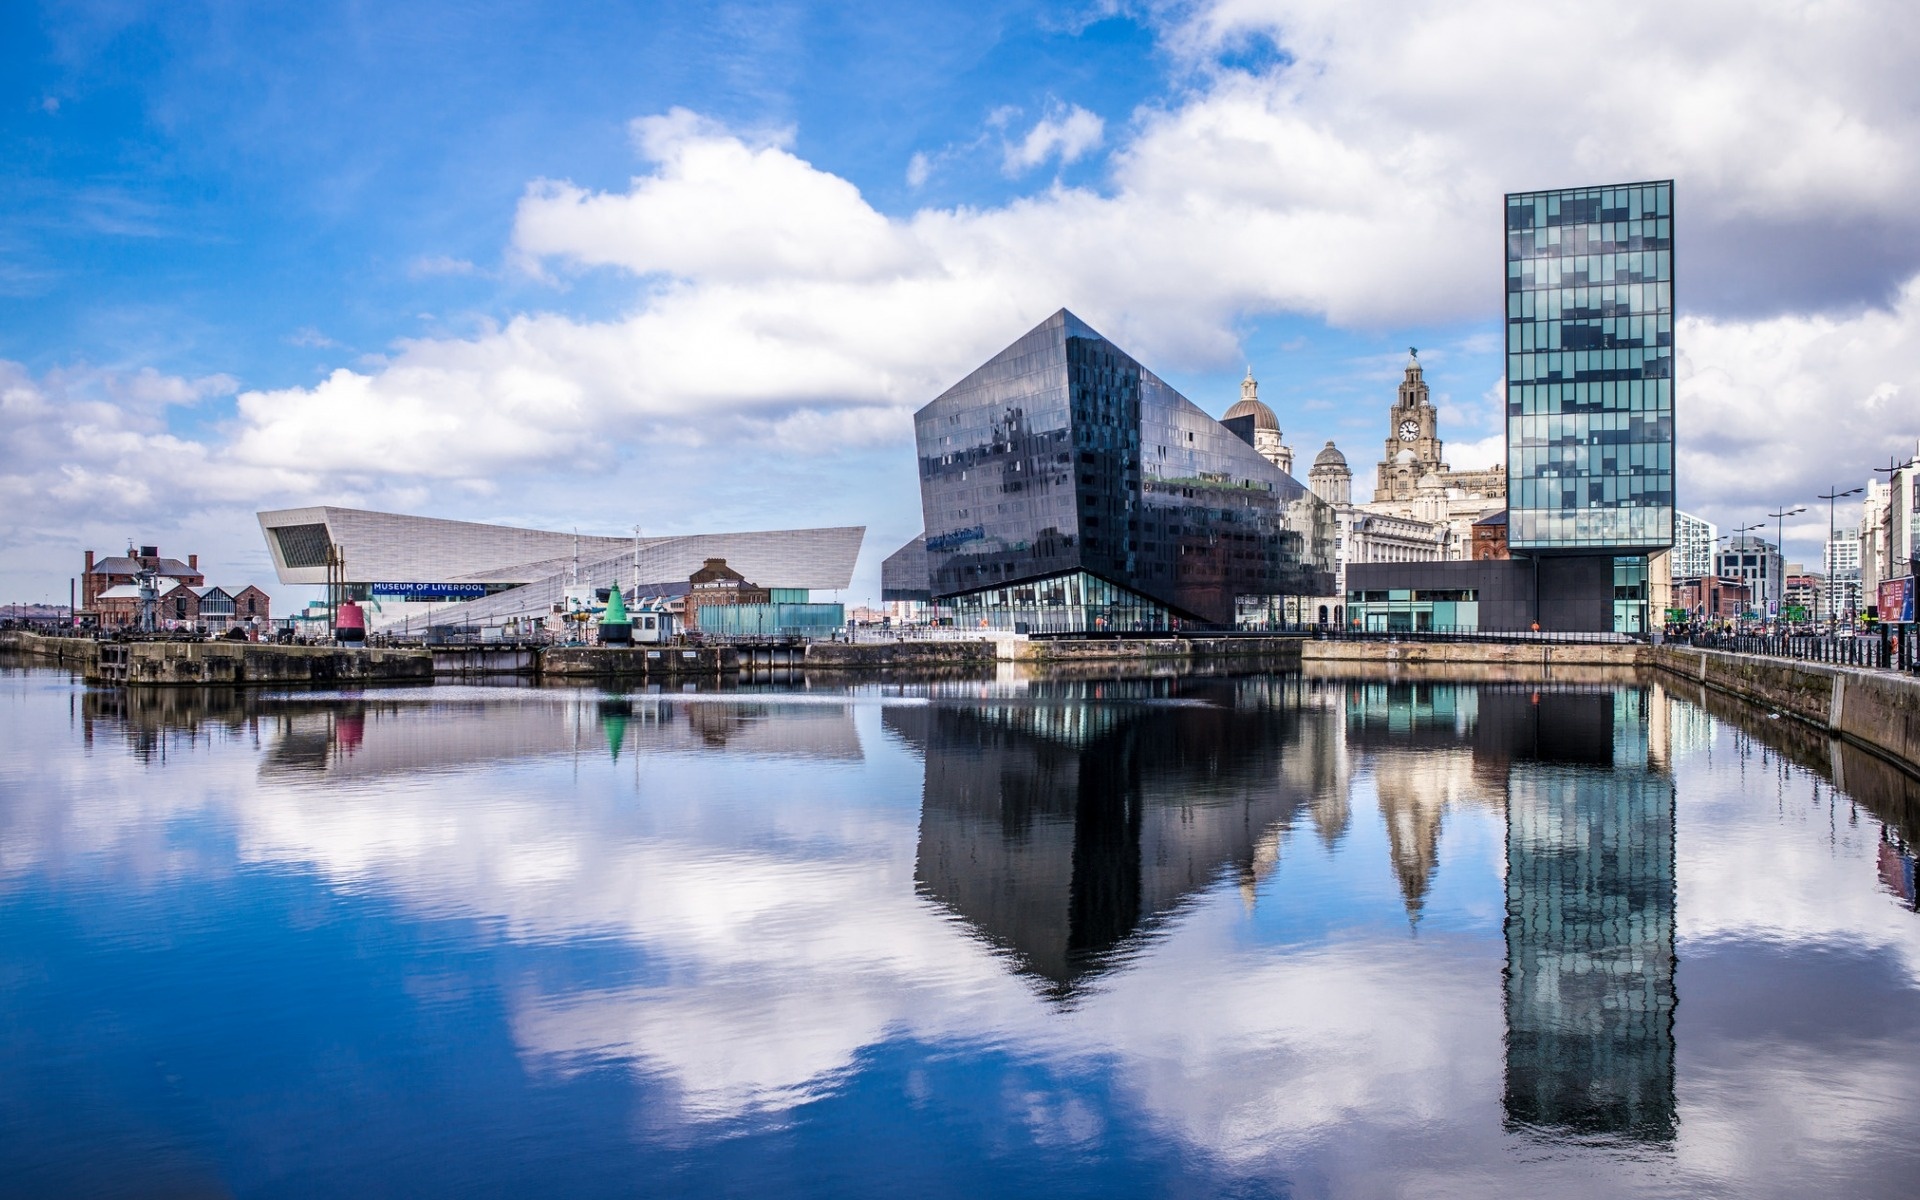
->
[4,0,1920,608]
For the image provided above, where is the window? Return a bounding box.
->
[270,523,332,568]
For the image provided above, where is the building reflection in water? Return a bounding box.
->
[1498,688,1677,1143]
[1341,680,1678,1141]
[78,687,869,781]
[890,676,1338,1000]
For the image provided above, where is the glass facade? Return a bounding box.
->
[914,310,1334,628]
[1612,555,1649,633]
[941,570,1181,633]
[1506,182,1674,552]
[1345,587,1481,633]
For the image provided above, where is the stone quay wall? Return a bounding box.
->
[0,631,100,669]
[1008,636,1304,664]
[1300,639,1645,668]
[2,632,432,686]
[1649,646,1920,774]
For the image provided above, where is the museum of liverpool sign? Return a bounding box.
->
[369,583,491,602]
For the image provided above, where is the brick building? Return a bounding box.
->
[682,558,770,631]
[82,546,203,610]
[1673,576,1751,622]
[1472,511,1510,561]
[82,545,272,632]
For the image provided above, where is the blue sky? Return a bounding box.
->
[5,0,1919,605]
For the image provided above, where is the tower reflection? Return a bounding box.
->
[1498,689,1678,1142]
[892,676,1335,999]
[1339,680,1678,1141]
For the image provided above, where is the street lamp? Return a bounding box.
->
[1767,505,1806,623]
[1818,485,1863,629]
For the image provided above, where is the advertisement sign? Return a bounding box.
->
[1878,577,1915,625]
[370,582,490,602]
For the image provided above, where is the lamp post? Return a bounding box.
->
[1767,505,1805,623]
[1818,485,1863,629]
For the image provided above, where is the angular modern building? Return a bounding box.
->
[1349,180,1675,634]
[887,310,1334,631]
[257,506,863,630]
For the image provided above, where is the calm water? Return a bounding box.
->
[2,658,1917,1199]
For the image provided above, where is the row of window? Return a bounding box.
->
[1506,184,1671,229]
[1506,222,1671,259]
[1509,319,1672,353]
[1508,251,1671,289]
[1508,284,1670,321]
[1511,477,1673,506]
[1511,417,1673,448]
[1508,378,1671,413]
[1508,510,1671,547]
[1508,351,1672,383]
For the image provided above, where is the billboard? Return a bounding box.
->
[1878,577,1915,625]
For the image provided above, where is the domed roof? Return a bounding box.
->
[1394,447,1417,465]
[1312,440,1348,470]
[1223,397,1280,432]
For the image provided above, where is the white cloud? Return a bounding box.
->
[1678,280,1920,534]
[515,107,922,283]
[1002,103,1106,175]
[0,362,289,522]
[1175,0,1920,314]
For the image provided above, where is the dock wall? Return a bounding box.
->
[1009,636,1304,664]
[1649,645,1920,774]
[3,632,433,686]
[1300,639,1644,668]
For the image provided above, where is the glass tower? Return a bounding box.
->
[1505,182,1674,554]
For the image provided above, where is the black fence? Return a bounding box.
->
[1683,629,1919,674]
[1307,626,1645,646]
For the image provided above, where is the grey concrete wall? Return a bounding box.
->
[1014,636,1305,664]
[803,640,995,668]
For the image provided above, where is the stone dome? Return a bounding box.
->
[1394,447,1417,465]
[1222,397,1280,432]
[1311,440,1348,470]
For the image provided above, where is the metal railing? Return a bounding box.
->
[1683,629,1919,673]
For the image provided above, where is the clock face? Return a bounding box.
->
[1398,420,1418,442]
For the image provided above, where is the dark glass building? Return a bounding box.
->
[900,310,1334,631]
[1506,180,1674,552]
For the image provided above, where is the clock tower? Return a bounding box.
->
[1374,349,1448,503]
